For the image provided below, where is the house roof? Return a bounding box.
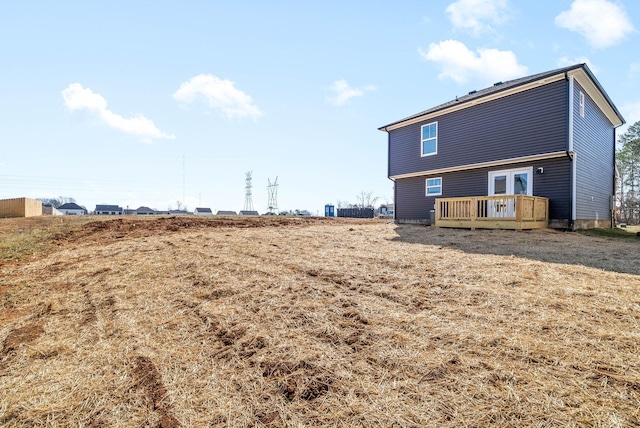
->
[379,63,624,131]
[216,210,237,215]
[96,204,122,211]
[58,202,85,211]
[195,207,212,213]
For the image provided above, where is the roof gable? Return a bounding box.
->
[58,202,85,210]
[379,64,624,131]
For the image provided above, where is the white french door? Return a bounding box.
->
[488,167,533,216]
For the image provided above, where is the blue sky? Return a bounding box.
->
[1,0,638,214]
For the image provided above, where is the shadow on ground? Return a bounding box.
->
[392,224,640,276]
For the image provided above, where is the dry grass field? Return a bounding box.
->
[1,216,639,427]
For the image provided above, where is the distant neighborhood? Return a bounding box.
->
[49,202,268,217]
[0,197,394,219]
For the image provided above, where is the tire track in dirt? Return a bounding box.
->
[212,248,388,356]
[1,322,45,356]
[1,302,51,374]
[81,289,98,325]
[1,302,51,353]
[132,356,180,428]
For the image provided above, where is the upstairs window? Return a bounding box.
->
[579,92,585,118]
[421,122,437,156]
[426,177,442,196]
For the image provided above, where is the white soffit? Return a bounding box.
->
[567,69,623,127]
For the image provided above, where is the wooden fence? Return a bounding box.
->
[0,197,43,218]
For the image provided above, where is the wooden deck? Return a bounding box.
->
[435,195,549,230]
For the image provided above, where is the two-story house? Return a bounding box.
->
[379,64,625,230]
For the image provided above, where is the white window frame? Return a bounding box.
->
[421,122,438,157]
[426,177,442,196]
[579,91,585,118]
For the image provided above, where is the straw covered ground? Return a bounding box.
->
[1,216,639,427]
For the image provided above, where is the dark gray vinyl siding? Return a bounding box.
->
[572,82,615,223]
[389,80,568,178]
[395,158,571,222]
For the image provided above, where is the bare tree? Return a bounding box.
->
[38,196,76,208]
[355,191,379,209]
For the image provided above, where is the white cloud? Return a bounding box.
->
[622,101,640,127]
[328,80,376,106]
[615,101,640,137]
[173,74,262,120]
[445,0,511,36]
[555,0,635,49]
[62,83,175,142]
[419,40,527,84]
[557,56,599,73]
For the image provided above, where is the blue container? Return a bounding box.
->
[324,204,335,217]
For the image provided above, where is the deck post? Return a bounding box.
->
[515,195,522,222]
[470,197,477,230]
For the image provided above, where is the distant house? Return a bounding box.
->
[378,63,625,229]
[134,206,156,215]
[216,210,237,216]
[239,210,260,216]
[194,207,213,216]
[95,204,123,215]
[57,202,87,215]
[377,204,394,219]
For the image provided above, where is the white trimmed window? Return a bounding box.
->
[421,122,437,156]
[579,91,585,118]
[426,177,442,196]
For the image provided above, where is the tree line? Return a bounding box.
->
[616,120,640,224]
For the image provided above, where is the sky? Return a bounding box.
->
[1,0,639,214]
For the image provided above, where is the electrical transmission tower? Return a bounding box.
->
[267,177,279,214]
[244,171,254,212]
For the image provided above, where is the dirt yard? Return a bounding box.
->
[1,217,639,427]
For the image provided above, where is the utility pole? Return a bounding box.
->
[244,171,254,211]
[267,177,279,214]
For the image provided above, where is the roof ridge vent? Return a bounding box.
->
[494,81,503,86]
[468,90,477,95]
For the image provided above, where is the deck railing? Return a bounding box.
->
[435,195,548,230]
